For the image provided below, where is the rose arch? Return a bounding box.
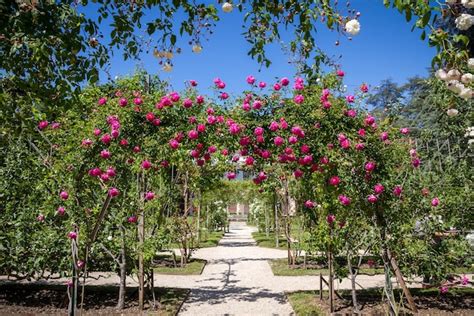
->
[1,1,473,316]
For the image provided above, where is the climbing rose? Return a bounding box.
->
[246,75,256,85]
[338,195,351,206]
[253,100,262,109]
[258,81,266,88]
[141,160,152,170]
[145,192,155,201]
[227,172,236,180]
[245,156,254,166]
[189,80,198,87]
[304,200,315,208]
[119,98,128,107]
[345,109,357,117]
[56,206,66,216]
[340,138,351,149]
[365,162,376,173]
[374,183,385,194]
[169,139,180,149]
[98,97,107,106]
[440,286,449,294]
[273,83,281,91]
[345,19,361,35]
[294,94,304,104]
[269,121,279,131]
[108,187,120,197]
[431,197,440,207]
[67,231,77,240]
[328,176,340,186]
[336,70,345,77]
[412,158,421,168]
[380,132,389,141]
[188,130,199,140]
[360,83,368,93]
[38,121,49,130]
[196,95,205,104]
[326,214,336,224]
[77,260,85,269]
[346,95,355,103]
[183,99,193,108]
[128,215,137,224]
[82,139,93,147]
[222,2,233,12]
[393,186,403,197]
[101,134,112,145]
[355,143,365,151]
[294,169,304,178]
[400,127,410,135]
[37,214,45,222]
[133,97,143,105]
[60,191,69,200]
[100,150,111,159]
[274,136,284,146]
[367,195,378,203]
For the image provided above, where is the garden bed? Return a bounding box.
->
[287,287,474,315]
[0,282,189,315]
[270,258,472,277]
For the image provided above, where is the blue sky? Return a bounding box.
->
[94,1,436,94]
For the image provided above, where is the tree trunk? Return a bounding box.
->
[137,173,145,310]
[117,225,127,309]
[328,226,334,314]
[347,255,360,313]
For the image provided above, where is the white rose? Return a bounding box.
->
[461,73,474,83]
[461,0,474,8]
[222,2,233,13]
[107,235,113,241]
[435,69,448,81]
[459,88,473,99]
[468,58,474,71]
[192,44,202,53]
[162,63,173,72]
[447,108,459,117]
[455,14,474,31]
[447,69,461,80]
[345,19,361,36]
[447,80,464,93]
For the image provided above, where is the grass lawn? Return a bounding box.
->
[153,258,206,275]
[270,258,384,276]
[252,232,288,250]
[287,287,474,316]
[198,230,225,248]
[168,230,225,249]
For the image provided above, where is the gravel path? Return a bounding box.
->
[173,222,295,315]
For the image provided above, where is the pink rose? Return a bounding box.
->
[60,191,69,200]
[328,176,340,186]
[246,75,256,85]
[374,183,385,194]
[327,214,336,224]
[338,195,351,206]
[145,191,155,201]
[294,94,304,104]
[367,194,378,203]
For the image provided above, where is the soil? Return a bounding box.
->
[315,288,474,315]
[0,283,188,316]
